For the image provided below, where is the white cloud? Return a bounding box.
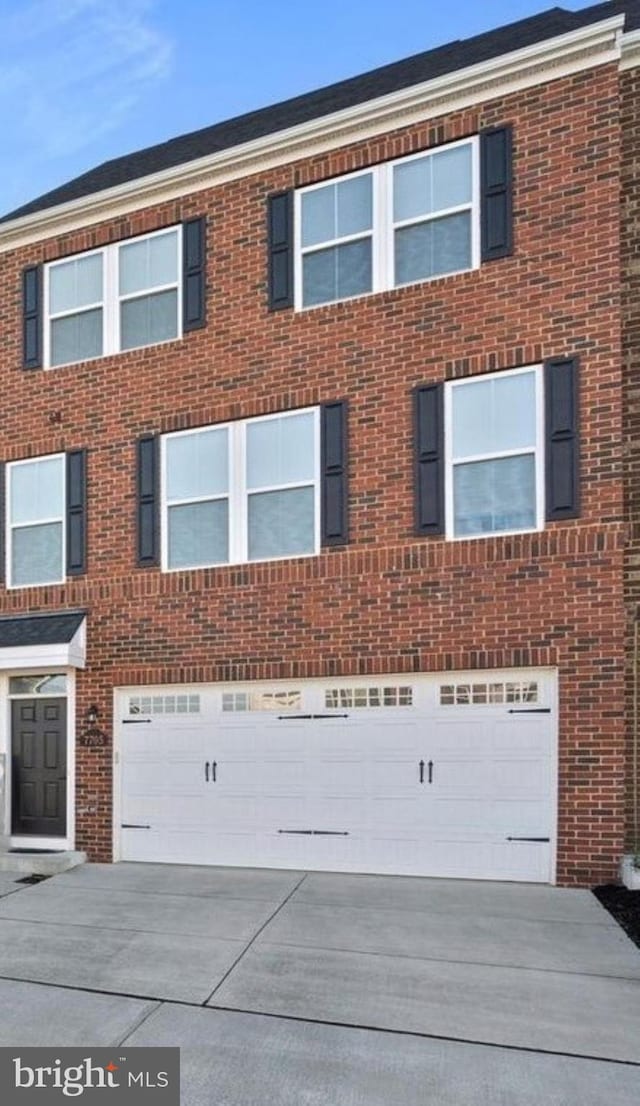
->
[0,0,173,206]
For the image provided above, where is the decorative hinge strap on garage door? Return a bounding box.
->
[506,837,550,843]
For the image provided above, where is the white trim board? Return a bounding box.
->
[0,16,624,252]
[2,667,76,852]
[0,620,86,672]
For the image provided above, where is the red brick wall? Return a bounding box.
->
[622,64,640,864]
[0,63,627,885]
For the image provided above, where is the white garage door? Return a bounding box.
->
[116,671,557,882]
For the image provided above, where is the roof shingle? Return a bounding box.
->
[2,1,639,225]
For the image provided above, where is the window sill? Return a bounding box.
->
[294,262,480,313]
[161,549,321,574]
[41,333,184,373]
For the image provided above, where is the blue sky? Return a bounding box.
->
[0,0,598,218]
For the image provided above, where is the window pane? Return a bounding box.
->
[395,212,471,285]
[452,372,537,459]
[167,500,229,568]
[10,456,64,524]
[394,146,472,222]
[10,674,67,695]
[120,289,178,350]
[394,157,432,222]
[248,487,315,560]
[165,428,229,501]
[453,455,536,537]
[337,175,373,237]
[119,231,178,295]
[50,308,103,366]
[49,254,103,314]
[303,239,372,306]
[301,176,372,247]
[246,412,315,489]
[301,186,335,248]
[12,522,63,585]
[432,145,472,210]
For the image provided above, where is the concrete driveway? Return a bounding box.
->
[0,864,638,1105]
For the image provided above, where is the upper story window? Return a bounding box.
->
[7,454,65,586]
[445,366,544,539]
[296,138,479,309]
[45,227,181,368]
[162,408,320,571]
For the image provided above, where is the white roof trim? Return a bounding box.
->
[0,14,624,252]
[0,619,86,671]
[620,28,640,70]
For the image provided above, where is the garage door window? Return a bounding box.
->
[439,680,539,705]
[162,409,320,569]
[446,367,544,538]
[325,686,413,708]
[222,690,302,711]
[128,693,200,715]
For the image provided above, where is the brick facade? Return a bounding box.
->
[622,64,640,864]
[0,61,630,885]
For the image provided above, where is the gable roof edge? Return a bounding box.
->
[0,13,623,254]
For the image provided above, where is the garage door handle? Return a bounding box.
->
[212,760,217,783]
[419,760,433,784]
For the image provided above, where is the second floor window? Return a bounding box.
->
[445,367,544,538]
[296,138,479,308]
[162,408,320,571]
[7,454,65,586]
[45,227,181,368]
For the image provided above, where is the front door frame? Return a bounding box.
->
[1,669,75,851]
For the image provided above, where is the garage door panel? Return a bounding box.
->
[118,671,556,882]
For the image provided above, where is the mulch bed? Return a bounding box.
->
[594,884,640,949]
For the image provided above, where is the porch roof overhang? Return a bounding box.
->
[0,611,86,670]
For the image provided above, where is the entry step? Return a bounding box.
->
[0,850,86,876]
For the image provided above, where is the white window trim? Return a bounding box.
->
[6,453,66,589]
[43,225,183,369]
[160,407,321,572]
[294,137,479,310]
[444,364,545,541]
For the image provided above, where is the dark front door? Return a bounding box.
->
[11,698,67,837]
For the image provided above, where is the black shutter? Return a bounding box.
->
[545,356,580,520]
[414,384,444,535]
[183,217,207,331]
[268,190,294,310]
[23,264,43,369]
[66,450,87,576]
[480,126,513,262]
[321,401,348,546]
[137,435,159,566]
[0,463,4,584]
